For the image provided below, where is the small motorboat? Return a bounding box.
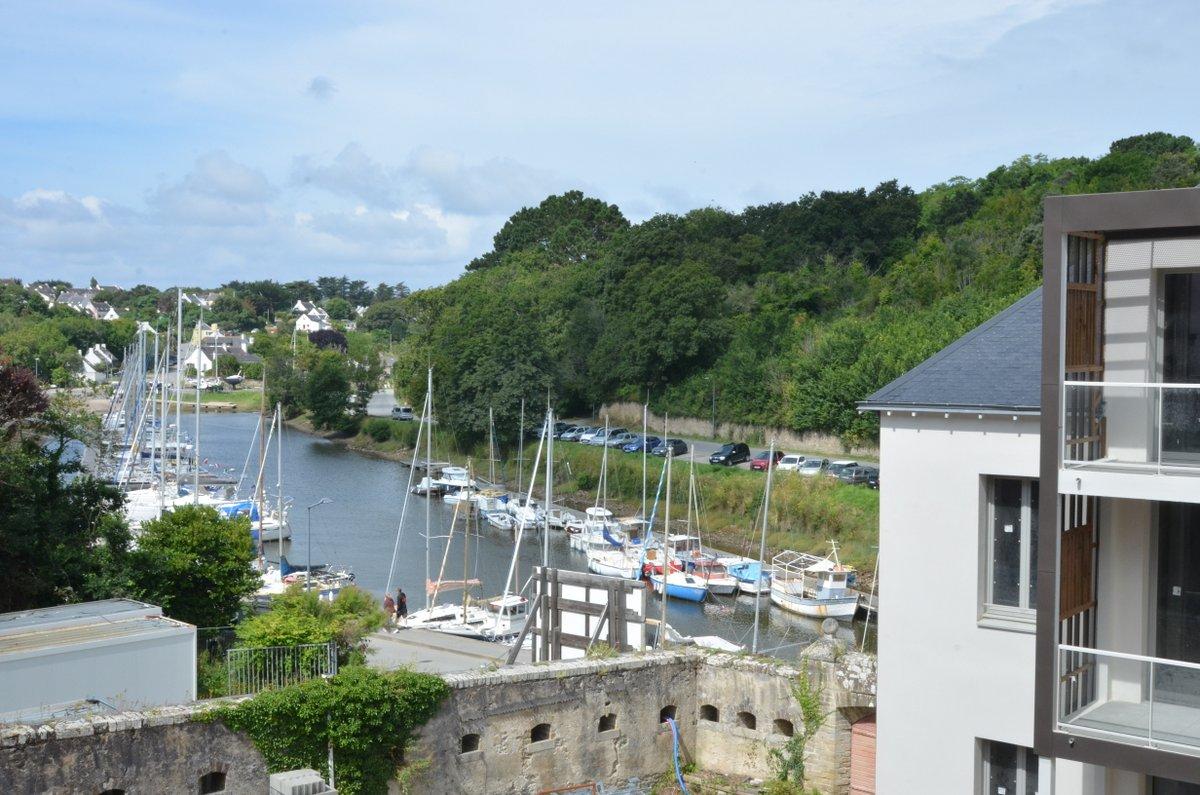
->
[649,570,708,602]
[727,561,772,595]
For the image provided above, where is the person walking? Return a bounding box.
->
[382,593,396,631]
[396,588,408,628]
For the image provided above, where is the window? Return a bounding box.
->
[659,705,677,723]
[530,723,550,743]
[982,477,1039,627]
[598,713,617,732]
[773,718,794,737]
[736,711,757,730]
[700,704,719,722]
[979,740,1038,794]
[460,733,480,753]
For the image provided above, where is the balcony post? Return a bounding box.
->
[1148,658,1156,749]
[1157,386,1163,475]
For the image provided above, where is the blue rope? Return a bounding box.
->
[665,717,688,794]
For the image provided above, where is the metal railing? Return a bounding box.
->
[1058,643,1200,754]
[225,642,337,696]
[1063,380,1200,473]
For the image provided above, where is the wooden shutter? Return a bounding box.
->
[850,713,877,795]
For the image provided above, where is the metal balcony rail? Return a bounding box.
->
[1058,643,1200,754]
[225,641,337,696]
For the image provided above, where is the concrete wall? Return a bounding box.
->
[876,412,1041,794]
[0,704,267,795]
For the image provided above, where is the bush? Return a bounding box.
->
[236,585,386,664]
[363,417,393,443]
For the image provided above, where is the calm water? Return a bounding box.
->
[194,411,876,659]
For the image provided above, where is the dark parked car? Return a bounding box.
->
[836,465,872,485]
[749,449,785,472]
[864,466,879,489]
[553,421,571,437]
[652,438,688,457]
[709,442,750,466]
[622,435,662,453]
[826,460,859,479]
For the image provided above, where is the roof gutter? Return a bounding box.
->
[857,403,1041,416]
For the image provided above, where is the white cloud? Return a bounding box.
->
[149,151,275,227]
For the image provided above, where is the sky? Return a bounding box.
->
[1,0,1198,290]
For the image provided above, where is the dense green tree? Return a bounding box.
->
[467,190,629,270]
[304,350,352,429]
[130,505,259,627]
[323,296,353,320]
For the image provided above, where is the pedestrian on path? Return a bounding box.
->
[397,588,408,628]
[383,593,396,631]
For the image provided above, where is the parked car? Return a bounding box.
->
[826,460,859,479]
[561,426,590,442]
[864,466,879,489]
[587,427,628,446]
[797,458,829,476]
[577,427,604,444]
[652,438,688,457]
[553,421,571,437]
[837,465,873,485]
[606,431,638,448]
[622,435,662,453]
[777,454,805,472]
[555,424,580,439]
[750,450,785,471]
[390,405,415,421]
[709,442,751,466]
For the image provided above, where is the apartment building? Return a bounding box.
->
[865,187,1200,793]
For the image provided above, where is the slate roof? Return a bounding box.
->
[860,287,1042,414]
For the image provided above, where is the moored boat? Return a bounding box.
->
[768,546,859,620]
[649,570,708,602]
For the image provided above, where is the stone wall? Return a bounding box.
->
[0,703,268,795]
[0,639,876,795]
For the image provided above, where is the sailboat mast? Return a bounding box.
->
[544,407,552,568]
[686,444,695,553]
[659,447,672,648]
[752,438,775,654]
[193,307,202,503]
[424,366,433,612]
[174,289,183,489]
[641,399,648,519]
[256,358,267,555]
[517,398,525,495]
[276,403,283,547]
[488,406,496,485]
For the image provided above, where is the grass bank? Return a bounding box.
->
[350,416,879,571]
[199,388,265,411]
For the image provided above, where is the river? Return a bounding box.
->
[196,411,876,659]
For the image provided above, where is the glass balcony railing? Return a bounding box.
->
[1058,644,1200,754]
[1063,381,1200,472]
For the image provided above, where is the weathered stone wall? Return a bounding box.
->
[0,641,876,795]
[0,703,268,795]
[407,651,697,794]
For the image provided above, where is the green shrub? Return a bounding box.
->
[363,417,393,443]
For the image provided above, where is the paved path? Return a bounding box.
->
[365,387,398,418]
[366,627,529,674]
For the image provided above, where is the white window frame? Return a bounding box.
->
[978,739,1040,795]
[979,477,1038,632]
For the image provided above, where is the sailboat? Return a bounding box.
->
[662,448,738,595]
[584,418,643,580]
[649,446,709,602]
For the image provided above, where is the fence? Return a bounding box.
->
[225,642,337,696]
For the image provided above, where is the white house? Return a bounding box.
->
[90,301,121,321]
[295,311,332,333]
[864,187,1200,794]
[79,343,116,383]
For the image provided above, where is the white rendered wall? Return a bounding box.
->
[876,412,1040,794]
[0,630,196,719]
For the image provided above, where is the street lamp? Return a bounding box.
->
[34,356,40,381]
[306,497,333,591]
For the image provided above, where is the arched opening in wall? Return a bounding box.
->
[700,704,720,722]
[460,733,480,753]
[598,713,617,732]
[736,711,757,730]
[531,723,551,743]
[659,705,677,723]
[198,772,226,794]
[773,718,795,737]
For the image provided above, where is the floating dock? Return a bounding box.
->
[366,627,530,674]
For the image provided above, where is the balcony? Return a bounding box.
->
[1058,645,1200,755]
[1061,381,1200,502]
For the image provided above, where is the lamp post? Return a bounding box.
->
[34,356,40,381]
[306,497,333,591]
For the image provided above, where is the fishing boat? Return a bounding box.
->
[649,569,708,602]
[769,545,859,620]
[727,560,772,594]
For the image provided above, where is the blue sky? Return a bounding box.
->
[1,0,1197,289]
